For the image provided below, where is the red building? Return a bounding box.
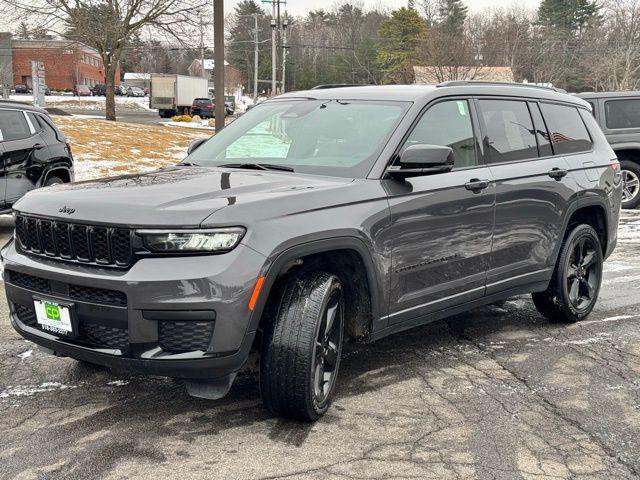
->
[11,38,120,91]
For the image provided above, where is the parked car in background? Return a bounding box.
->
[126,86,145,97]
[225,95,236,115]
[191,97,214,118]
[2,83,621,421]
[13,84,30,94]
[577,91,640,208]
[92,84,107,96]
[0,100,73,212]
[115,85,127,96]
[43,86,51,96]
[73,85,91,97]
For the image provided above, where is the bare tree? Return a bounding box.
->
[2,0,205,120]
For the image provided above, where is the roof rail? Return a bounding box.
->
[436,80,566,93]
[311,84,365,90]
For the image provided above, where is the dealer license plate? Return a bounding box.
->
[34,299,73,335]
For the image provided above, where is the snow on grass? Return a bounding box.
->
[53,116,209,180]
[9,94,156,112]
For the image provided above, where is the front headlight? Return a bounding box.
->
[138,228,246,253]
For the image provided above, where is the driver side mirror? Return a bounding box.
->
[387,144,455,179]
[187,138,208,155]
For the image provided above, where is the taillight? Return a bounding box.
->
[65,141,72,157]
[611,159,620,172]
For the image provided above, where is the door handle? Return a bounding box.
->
[548,167,568,180]
[465,178,490,193]
[33,143,46,150]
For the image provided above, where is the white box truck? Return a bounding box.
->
[150,74,209,118]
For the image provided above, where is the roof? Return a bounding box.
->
[0,99,48,114]
[276,83,590,108]
[124,72,150,80]
[191,59,230,70]
[414,66,514,84]
[576,91,640,99]
[11,38,99,55]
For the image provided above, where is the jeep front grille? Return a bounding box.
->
[15,215,133,267]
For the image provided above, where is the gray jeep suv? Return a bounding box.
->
[2,82,622,421]
[577,91,640,209]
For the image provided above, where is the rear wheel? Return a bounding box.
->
[532,224,603,323]
[44,175,64,187]
[620,160,640,209]
[260,271,344,421]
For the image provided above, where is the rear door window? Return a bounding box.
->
[605,99,640,129]
[0,110,32,141]
[478,99,538,163]
[540,103,593,154]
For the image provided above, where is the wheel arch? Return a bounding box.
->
[39,162,73,186]
[248,236,383,341]
[556,199,609,262]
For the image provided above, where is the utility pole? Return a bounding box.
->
[199,15,206,79]
[213,0,225,132]
[253,14,259,103]
[281,19,288,93]
[270,8,276,95]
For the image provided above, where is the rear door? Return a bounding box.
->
[476,98,576,294]
[385,98,495,324]
[0,109,45,205]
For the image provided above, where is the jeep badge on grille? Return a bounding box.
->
[59,206,75,215]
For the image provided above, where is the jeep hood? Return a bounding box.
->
[13,166,354,227]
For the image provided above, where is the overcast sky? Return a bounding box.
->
[228,0,542,16]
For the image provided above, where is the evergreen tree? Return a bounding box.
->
[377,7,425,83]
[537,0,599,34]
[437,0,468,36]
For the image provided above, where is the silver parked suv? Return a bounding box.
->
[577,91,640,208]
[3,82,622,420]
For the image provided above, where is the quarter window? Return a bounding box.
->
[605,99,640,129]
[402,99,477,168]
[478,99,538,163]
[540,103,593,154]
[0,110,32,141]
[529,102,553,157]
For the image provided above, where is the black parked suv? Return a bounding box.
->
[3,83,621,421]
[0,101,74,212]
[577,91,640,208]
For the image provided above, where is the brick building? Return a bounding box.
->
[5,35,120,91]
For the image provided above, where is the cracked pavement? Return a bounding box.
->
[1,211,640,480]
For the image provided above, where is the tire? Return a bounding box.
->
[44,175,64,187]
[620,160,640,209]
[532,224,603,323]
[260,271,344,421]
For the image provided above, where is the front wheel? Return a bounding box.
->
[620,160,640,209]
[533,224,603,323]
[260,271,344,421]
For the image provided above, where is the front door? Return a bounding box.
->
[385,98,495,325]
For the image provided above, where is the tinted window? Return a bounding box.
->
[26,112,42,132]
[587,101,596,117]
[529,102,553,157]
[605,99,640,129]
[0,110,31,141]
[402,99,476,168]
[540,103,593,154]
[479,100,537,163]
[35,114,61,143]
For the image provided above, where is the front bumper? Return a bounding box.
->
[3,241,266,380]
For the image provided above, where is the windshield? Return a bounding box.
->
[187,99,409,178]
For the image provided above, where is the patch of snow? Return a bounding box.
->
[0,382,77,398]
[107,380,129,386]
[161,121,215,131]
[17,349,33,360]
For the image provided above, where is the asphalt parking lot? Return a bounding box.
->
[1,211,640,480]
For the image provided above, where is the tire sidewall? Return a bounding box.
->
[557,226,603,321]
[308,278,344,417]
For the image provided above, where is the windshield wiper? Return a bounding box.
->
[177,161,200,166]
[219,163,294,172]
